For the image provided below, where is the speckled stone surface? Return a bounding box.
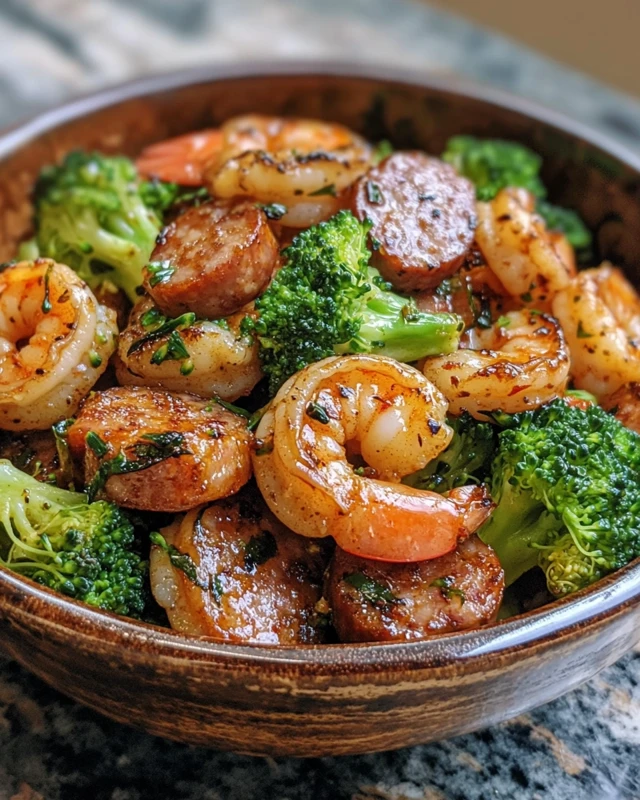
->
[1,2,640,799]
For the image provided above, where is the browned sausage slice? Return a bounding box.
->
[327,535,504,642]
[602,382,640,434]
[150,487,333,643]
[143,200,279,319]
[352,152,476,291]
[68,386,252,512]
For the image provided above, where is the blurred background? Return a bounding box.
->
[0,0,639,151]
[430,0,640,98]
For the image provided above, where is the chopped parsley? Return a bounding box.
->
[146,260,176,287]
[308,183,337,197]
[41,264,53,314]
[366,181,383,205]
[344,572,398,607]
[431,575,466,603]
[256,202,288,221]
[150,531,198,584]
[244,530,278,571]
[306,401,331,424]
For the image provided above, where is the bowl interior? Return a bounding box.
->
[1,64,640,666]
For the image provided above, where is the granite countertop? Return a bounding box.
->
[1,1,640,798]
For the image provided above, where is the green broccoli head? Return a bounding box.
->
[27,151,167,301]
[0,459,147,616]
[479,399,640,596]
[243,210,464,395]
[404,413,497,493]
[441,136,592,251]
[442,135,546,202]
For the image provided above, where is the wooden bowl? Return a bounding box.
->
[1,64,640,757]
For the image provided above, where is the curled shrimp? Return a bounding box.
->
[204,114,373,227]
[252,354,493,562]
[136,129,224,186]
[116,295,262,401]
[552,264,640,398]
[475,188,576,309]
[0,260,117,431]
[422,310,570,417]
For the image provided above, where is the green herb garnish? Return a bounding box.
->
[41,264,53,314]
[150,532,198,584]
[85,431,109,458]
[344,572,398,607]
[366,181,383,205]
[308,184,337,197]
[431,576,466,603]
[306,402,331,424]
[244,531,278,571]
[256,202,288,221]
[146,260,176,287]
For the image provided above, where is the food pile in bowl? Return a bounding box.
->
[0,114,638,645]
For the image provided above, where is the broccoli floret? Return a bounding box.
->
[442,136,592,252]
[243,210,464,394]
[478,399,640,596]
[26,151,166,302]
[536,199,593,251]
[404,413,497,493]
[0,459,147,616]
[442,135,546,201]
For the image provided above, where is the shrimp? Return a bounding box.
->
[204,114,373,228]
[475,188,576,309]
[252,354,493,563]
[552,264,640,398]
[136,129,224,186]
[116,295,262,401]
[67,386,252,512]
[150,487,332,643]
[422,310,570,417]
[0,260,117,431]
[143,199,279,319]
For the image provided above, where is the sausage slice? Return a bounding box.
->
[144,200,279,319]
[68,386,252,512]
[327,535,504,642]
[352,151,476,291]
[151,488,333,643]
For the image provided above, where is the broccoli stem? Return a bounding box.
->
[354,300,463,361]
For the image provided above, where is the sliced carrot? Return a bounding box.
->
[136,129,223,186]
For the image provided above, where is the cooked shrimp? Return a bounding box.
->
[475,188,576,309]
[143,199,279,319]
[552,264,640,398]
[602,383,640,434]
[150,487,332,643]
[327,536,504,642]
[422,310,570,417]
[252,354,493,562]
[67,386,252,512]
[136,129,223,186]
[116,295,262,401]
[205,114,372,228]
[0,260,117,431]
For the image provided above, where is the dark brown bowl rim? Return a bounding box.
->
[1,60,640,672]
